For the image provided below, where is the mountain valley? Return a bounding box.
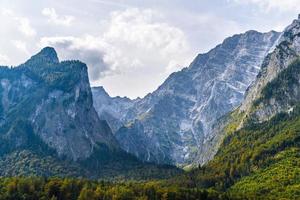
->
[1,9,300,200]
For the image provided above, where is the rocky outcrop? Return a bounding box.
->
[0,47,119,161]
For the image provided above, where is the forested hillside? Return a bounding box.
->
[176,59,300,199]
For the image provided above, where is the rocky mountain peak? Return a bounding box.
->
[94,30,281,165]
[0,47,120,162]
[26,47,59,65]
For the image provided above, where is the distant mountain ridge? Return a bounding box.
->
[92,86,137,133]
[93,30,281,165]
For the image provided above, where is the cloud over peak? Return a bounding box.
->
[0,0,297,97]
[40,8,192,98]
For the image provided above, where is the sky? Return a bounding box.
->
[0,0,299,98]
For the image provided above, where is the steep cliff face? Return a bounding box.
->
[0,47,119,162]
[195,16,300,166]
[94,30,280,165]
[190,14,300,168]
[239,17,300,124]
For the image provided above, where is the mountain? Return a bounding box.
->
[1,13,300,200]
[0,47,181,179]
[93,30,281,165]
[92,86,137,133]
[239,16,300,123]
[0,47,119,161]
[178,15,300,199]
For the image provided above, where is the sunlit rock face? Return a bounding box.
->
[93,30,280,165]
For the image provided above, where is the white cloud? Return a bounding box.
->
[40,8,193,98]
[12,40,30,55]
[19,18,36,37]
[0,54,9,65]
[183,12,243,51]
[1,9,36,37]
[230,0,300,12]
[42,8,75,26]
[103,8,191,72]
